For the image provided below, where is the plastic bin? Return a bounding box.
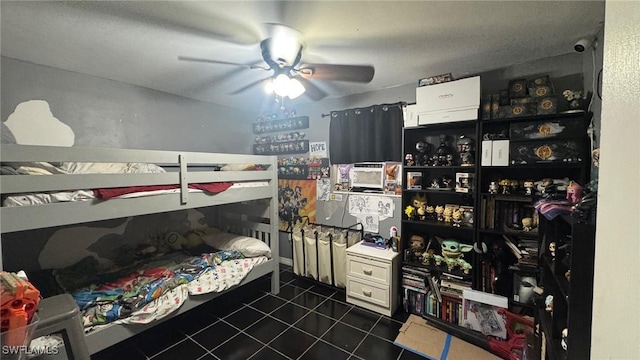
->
[1,314,39,360]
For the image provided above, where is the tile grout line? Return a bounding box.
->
[295,299,356,359]
[346,314,384,359]
[138,274,353,360]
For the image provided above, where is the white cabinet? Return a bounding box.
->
[415,76,480,125]
[345,242,400,316]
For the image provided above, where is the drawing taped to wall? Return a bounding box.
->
[317,178,331,201]
[278,179,316,232]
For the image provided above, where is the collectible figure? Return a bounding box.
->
[549,241,556,259]
[446,154,454,167]
[411,194,428,221]
[417,206,427,221]
[452,209,463,227]
[566,181,584,205]
[435,205,445,222]
[405,153,415,166]
[435,135,452,166]
[509,179,520,194]
[443,207,453,223]
[522,217,534,231]
[421,248,436,266]
[562,89,585,111]
[442,175,454,190]
[489,181,499,194]
[409,235,426,257]
[414,141,431,166]
[404,205,416,220]
[499,179,512,194]
[425,205,436,221]
[456,135,475,167]
[545,295,554,313]
[411,193,428,210]
[561,328,568,351]
[541,178,556,197]
[523,180,535,196]
[432,237,473,274]
[431,178,441,189]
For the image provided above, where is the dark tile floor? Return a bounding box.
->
[91,264,422,360]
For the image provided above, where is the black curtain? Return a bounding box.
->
[329,103,404,164]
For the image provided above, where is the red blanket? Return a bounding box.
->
[94,182,234,199]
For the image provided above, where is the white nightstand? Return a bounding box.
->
[345,241,400,317]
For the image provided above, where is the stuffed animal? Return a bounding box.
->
[158,231,204,253]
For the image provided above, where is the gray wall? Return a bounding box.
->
[1,57,254,153]
[277,52,584,261]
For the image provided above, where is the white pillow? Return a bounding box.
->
[199,230,271,258]
[220,163,255,171]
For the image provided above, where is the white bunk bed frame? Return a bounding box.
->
[0,144,280,355]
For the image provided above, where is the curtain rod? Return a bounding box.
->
[321,102,406,118]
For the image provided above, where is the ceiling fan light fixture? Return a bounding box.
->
[269,73,305,99]
[273,74,291,97]
[264,80,275,94]
[287,78,305,99]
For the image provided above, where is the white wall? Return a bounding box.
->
[591,1,640,358]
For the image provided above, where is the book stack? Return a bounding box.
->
[437,274,471,325]
[402,266,429,315]
[503,235,539,269]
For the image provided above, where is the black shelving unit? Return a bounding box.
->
[400,118,480,346]
[479,111,594,360]
[400,111,594,359]
[537,215,595,360]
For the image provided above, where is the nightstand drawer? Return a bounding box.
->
[347,256,390,284]
[346,276,389,308]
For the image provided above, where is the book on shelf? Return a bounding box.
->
[503,235,523,259]
[423,275,441,303]
[441,278,472,293]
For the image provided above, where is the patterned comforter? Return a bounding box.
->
[65,250,267,329]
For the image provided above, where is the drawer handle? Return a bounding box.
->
[363,268,373,275]
[362,289,372,297]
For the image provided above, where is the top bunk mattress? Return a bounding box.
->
[0,145,277,233]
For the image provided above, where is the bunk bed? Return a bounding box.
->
[0,144,280,355]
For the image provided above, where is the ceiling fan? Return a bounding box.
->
[178,24,375,101]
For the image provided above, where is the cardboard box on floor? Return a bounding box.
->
[394,315,501,360]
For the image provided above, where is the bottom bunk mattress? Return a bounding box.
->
[44,228,273,331]
[69,251,267,329]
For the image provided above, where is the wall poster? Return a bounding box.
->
[278,179,316,232]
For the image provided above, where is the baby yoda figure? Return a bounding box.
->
[432,237,473,274]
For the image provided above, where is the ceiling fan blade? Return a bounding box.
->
[178,56,269,70]
[228,77,272,95]
[295,77,328,101]
[298,64,375,83]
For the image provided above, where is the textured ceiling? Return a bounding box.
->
[1,1,605,110]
